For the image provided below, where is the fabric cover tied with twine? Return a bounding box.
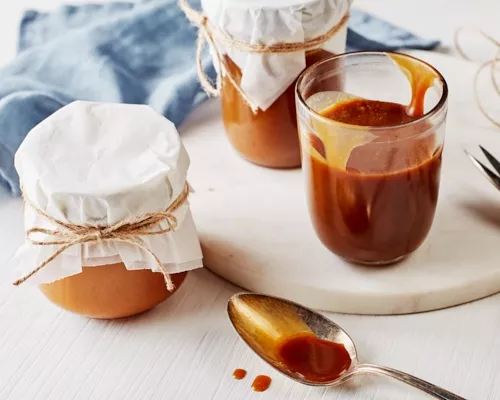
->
[0,0,439,196]
[182,0,353,112]
[12,101,203,287]
[15,182,191,290]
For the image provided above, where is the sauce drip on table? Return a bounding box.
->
[305,54,441,263]
[233,369,247,380]
[277,333,351,382]
[251,375,272,392]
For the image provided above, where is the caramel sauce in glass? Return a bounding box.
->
[305,54,441,263]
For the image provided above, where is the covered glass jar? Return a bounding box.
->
[184,0,352,168]
[12,101,203,319]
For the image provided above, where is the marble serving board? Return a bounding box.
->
[183,50,500,315]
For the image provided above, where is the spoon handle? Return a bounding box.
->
[355,364,467,400]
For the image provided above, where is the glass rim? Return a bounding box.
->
[295,50,449,132]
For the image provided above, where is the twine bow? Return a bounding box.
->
[13,183,191,291]
[179,0,350,113]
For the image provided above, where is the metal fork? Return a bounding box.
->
[465,145,500,191]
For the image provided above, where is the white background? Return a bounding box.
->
[1,1,500,399]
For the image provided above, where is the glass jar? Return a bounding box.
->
[13,101,203,319]
[296,52,448,264]
[221,50,336,168]
[201,0,352,168]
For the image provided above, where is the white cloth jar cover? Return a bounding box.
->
[201,0,353,111]
[12,101,203,285]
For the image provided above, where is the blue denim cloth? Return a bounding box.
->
[0,1,439,196]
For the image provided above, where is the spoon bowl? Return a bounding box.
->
[228,292,466,400]
[227,292,358,386]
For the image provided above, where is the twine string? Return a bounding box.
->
[454,27,500,128]
[13,183,191,291]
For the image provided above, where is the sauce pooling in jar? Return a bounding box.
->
[222,49,339,168]
[307,100,441,263]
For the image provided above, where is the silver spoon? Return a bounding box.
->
[227,293,466,400]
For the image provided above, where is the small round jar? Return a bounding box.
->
[202,0,352,168]
[13,101,203,319]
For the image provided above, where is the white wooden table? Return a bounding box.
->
[1,1,499,399]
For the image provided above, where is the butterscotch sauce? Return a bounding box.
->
[304,54,441,263]
[277,333,351,382]
[322,98,417,127]
[251,375,272,392]
[233,369,247,380]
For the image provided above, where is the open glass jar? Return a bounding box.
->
[296,52,448,264]
[199,0,352,168]
[13,101,203,319]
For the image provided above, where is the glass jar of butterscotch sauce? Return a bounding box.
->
[295,52,447,265]
[200,0,352,168]
[12,101,203,319]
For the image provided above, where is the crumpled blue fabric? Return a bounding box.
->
[0,1,439,196]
